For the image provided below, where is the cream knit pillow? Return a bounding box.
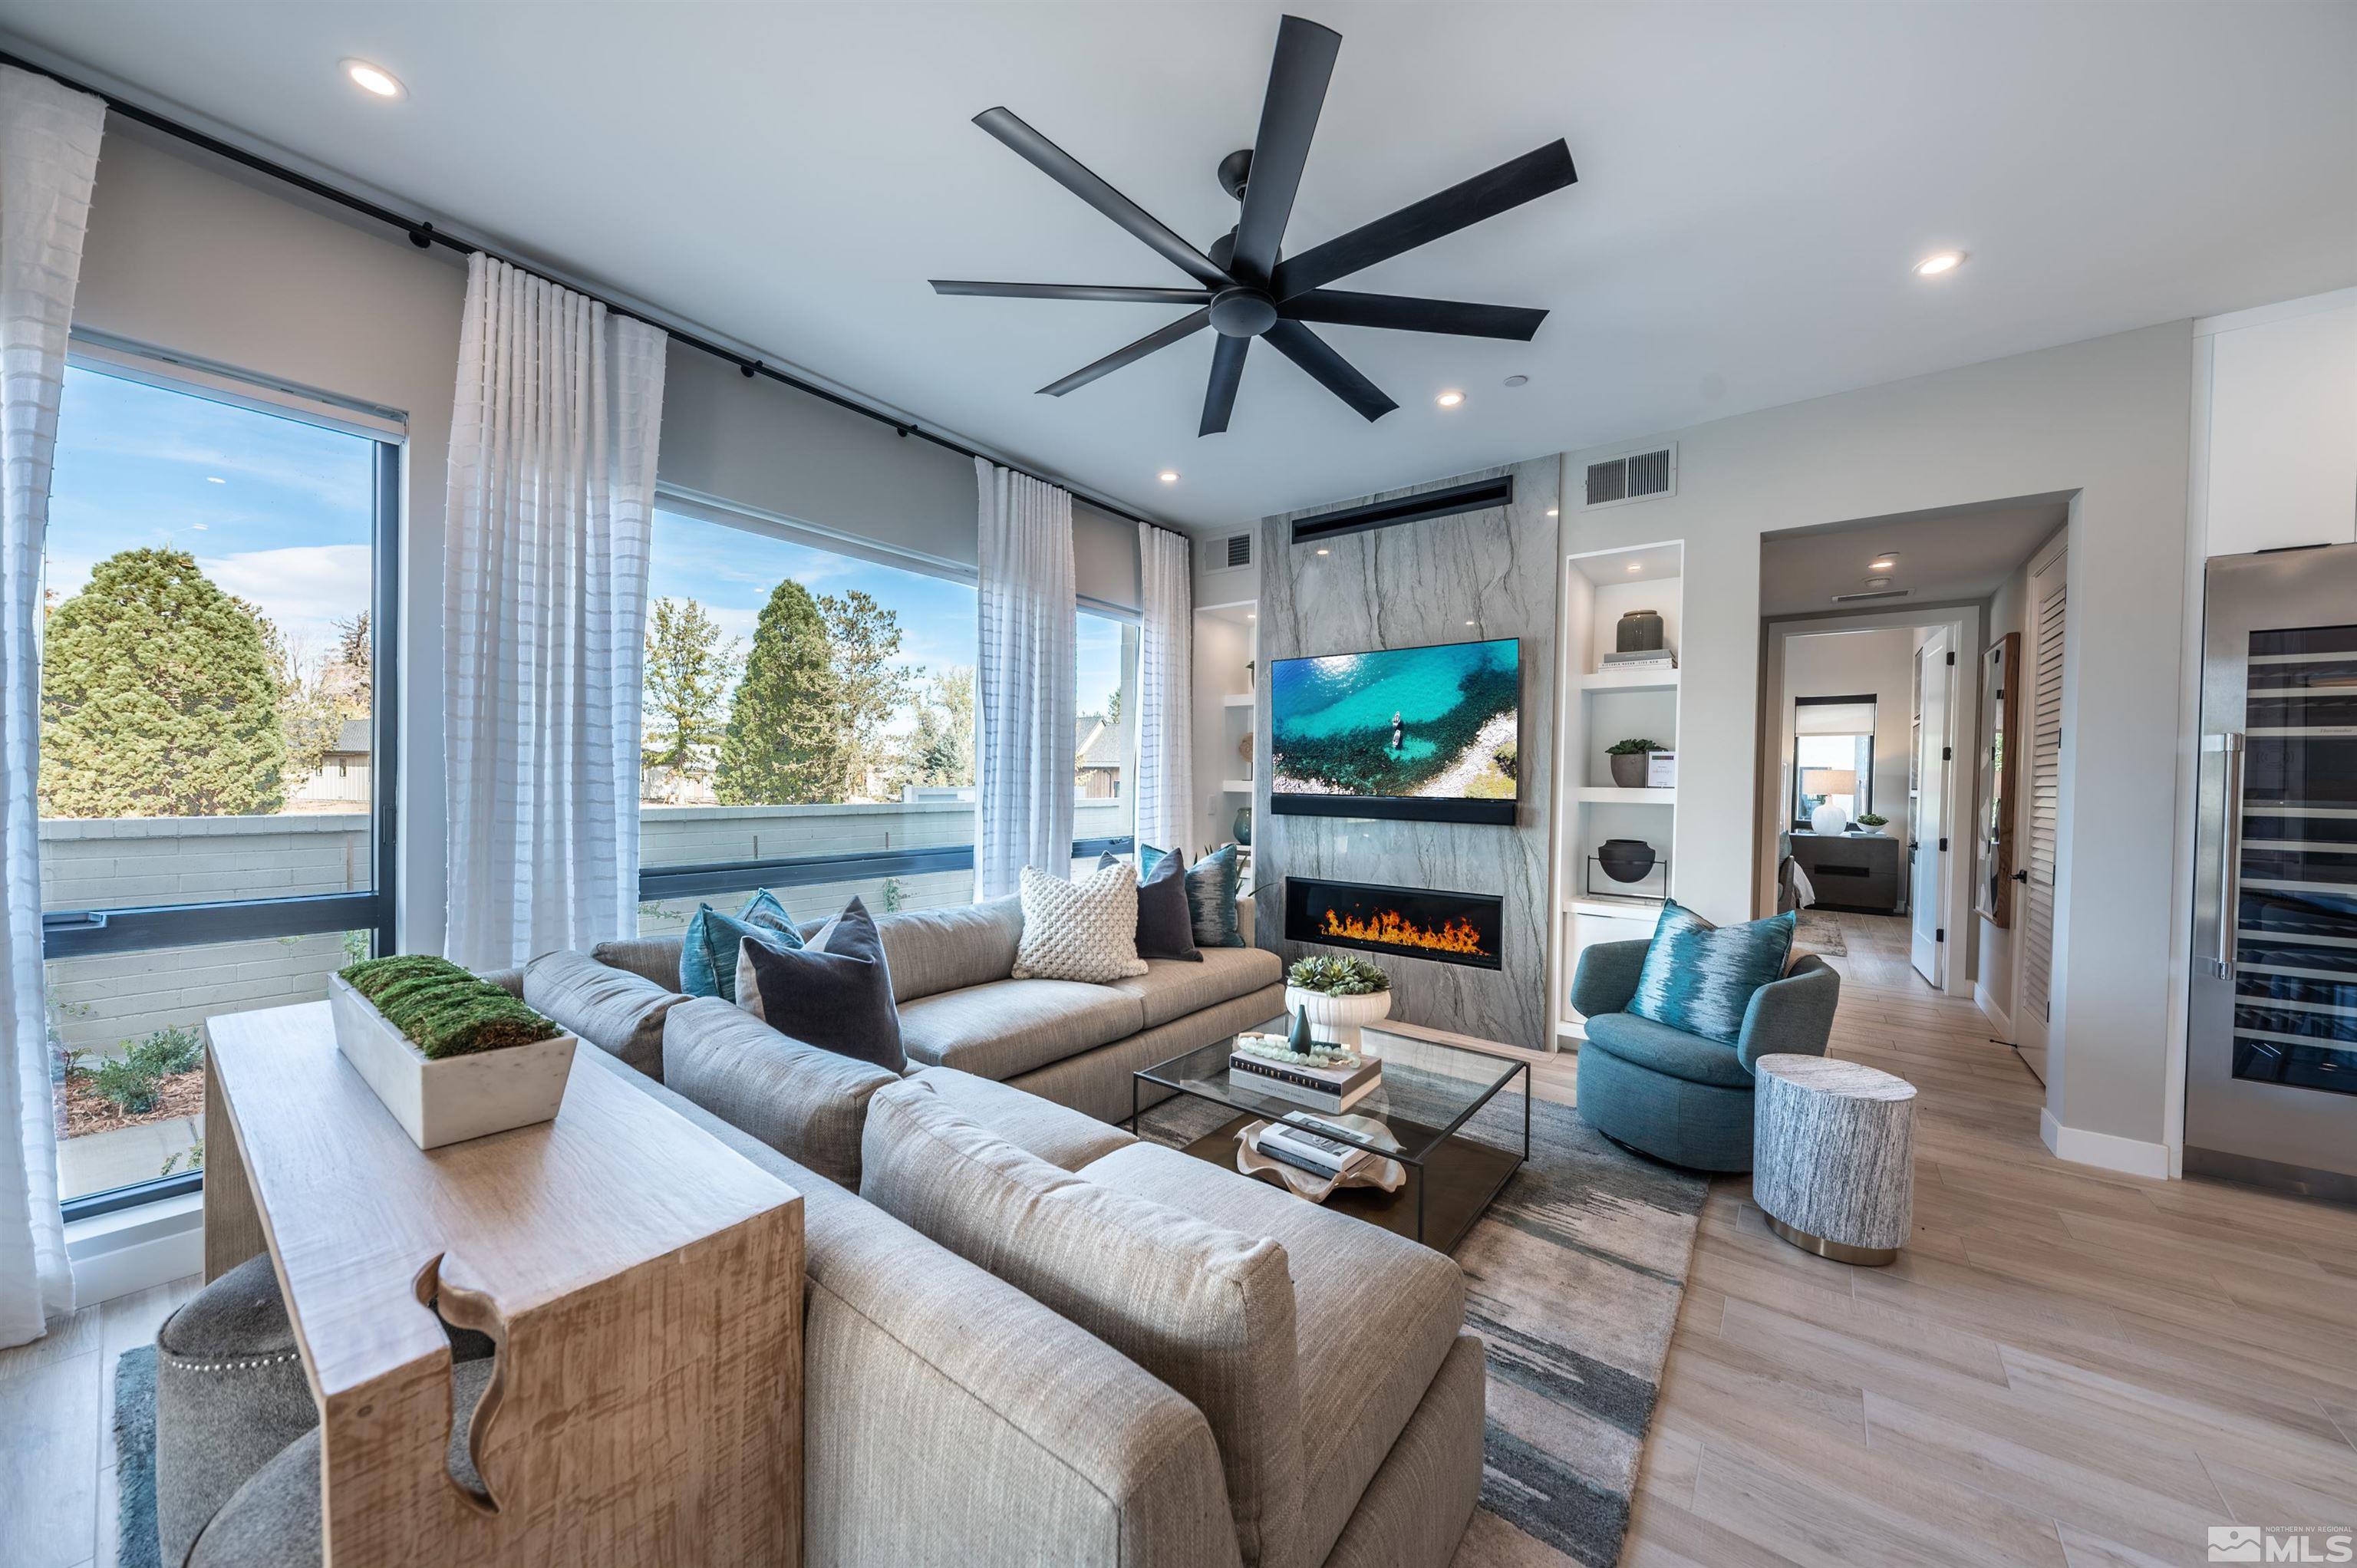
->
[1011,862,1149,983]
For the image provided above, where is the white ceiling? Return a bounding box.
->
[3,2,2352,534]
[1759,497,2069,618]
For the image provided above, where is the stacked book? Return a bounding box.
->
[1600,647,1676,670]
[1251,1112,1375,1182]
[1229,1033,1383,1112]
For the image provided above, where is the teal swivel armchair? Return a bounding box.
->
[1571,940,1841,1172]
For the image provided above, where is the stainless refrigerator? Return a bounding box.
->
[2188,542,2357,1202]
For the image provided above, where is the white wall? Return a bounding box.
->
[1780,628,1917,849]
[1559,321,2194,1160]
[68,127,1145,958]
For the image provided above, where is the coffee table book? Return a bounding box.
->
[1229,1038,1383,1112]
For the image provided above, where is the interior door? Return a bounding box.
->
[2187,542,2357,1197]
[1910,629,1952,985]
[2016,551,2068,1076]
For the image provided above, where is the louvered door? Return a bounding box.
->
[2016,557,2065,1073]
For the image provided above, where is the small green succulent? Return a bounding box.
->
[1607,737,1665,756]
[1855,812,1889,828]
[1286,953,1391,996]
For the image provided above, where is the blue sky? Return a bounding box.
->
[50,362,1127,739]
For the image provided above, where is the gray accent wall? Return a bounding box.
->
[1252,460,1560,1052]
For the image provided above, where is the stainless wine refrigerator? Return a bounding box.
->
[2188,542,2357,1202]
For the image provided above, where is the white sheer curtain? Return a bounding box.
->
[974,458,1074,898]
[0,67,104,1349]
[1134,523,1193,855]
[443,255,668,970]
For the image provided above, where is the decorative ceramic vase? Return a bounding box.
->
[1597,838,1657,884]
[1282,986,1393,1050]
[1616,610,1665,653]
[1233,805,1252,846]
[1610,752,1650,788]
[1810,800,1850,836]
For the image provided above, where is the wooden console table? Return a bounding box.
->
[203,1001,803,1566]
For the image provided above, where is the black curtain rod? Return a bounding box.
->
[0,48,1161,530]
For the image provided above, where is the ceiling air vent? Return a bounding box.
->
[1831,588,1913,604]
[1223,532,1253,569]
[1584,443,1676,509]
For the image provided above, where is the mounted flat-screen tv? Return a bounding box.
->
[1268,637,1521,825]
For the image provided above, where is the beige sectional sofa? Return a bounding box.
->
[494,888,1488,1566]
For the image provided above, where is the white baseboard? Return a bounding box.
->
[2040,1107,2171,1180]
[1975,983,2013,1041]
[66,1191,203,1306]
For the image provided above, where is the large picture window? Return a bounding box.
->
[42,344,398,1214]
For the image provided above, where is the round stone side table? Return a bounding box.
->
[1752,1053,1917,1266]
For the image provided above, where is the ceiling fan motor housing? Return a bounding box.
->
[1211,285,1279,337]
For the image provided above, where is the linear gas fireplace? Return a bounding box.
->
[1284,877,1505,972]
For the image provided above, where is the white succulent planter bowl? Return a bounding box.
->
[329,973,577,1151]
[1283,985,1393,1050]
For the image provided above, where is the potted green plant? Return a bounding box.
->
[1854,812,1890,835]
[331,955,575,1149]
[1608,737,1665,788]
[1283,952,1393,1049]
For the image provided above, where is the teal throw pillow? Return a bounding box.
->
[1625,900,1797,1047]
[1141,843,1243,948]
[681,889,804,1004]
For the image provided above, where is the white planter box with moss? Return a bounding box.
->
[330,957,576,1150]
[1283,953,1394,1049]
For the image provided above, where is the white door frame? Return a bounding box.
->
[1759,604,1983,998]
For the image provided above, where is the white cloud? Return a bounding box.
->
[197,545,371,649]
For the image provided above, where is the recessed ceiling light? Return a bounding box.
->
[1157,469,1178,483]
[1436,390,1465,408]
[341,58,406,99]
[1867,555,1897,571]
[1626,562,1642,574]
[1913,250,1964,277]
[1503,374,1529,388]
[1865,575,1894,588]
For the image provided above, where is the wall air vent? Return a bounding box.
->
[1831,588,1914,604]
[1224,532,1253,569]
[1290,474,1515,547]
[1584,443,1676,509]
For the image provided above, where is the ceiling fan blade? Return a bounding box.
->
[1038,308,1213,397]
[1282,288,1547,341]
[1230,15,1342,285]
[1199,335,1251,436]
[974,107,1232,289]
[931,282,1215,304]
[1271,140,1577,299]
[1263,320,1396,422]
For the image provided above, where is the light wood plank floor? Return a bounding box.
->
[6,913,2352,1568]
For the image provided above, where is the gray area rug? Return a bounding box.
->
[116,1087,1706,1568]
[1139,1077,1708,1568]
[1795,910,1848,956]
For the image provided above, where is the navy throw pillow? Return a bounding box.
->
[1099,849,1203,963]
[681,889,803,1004]
[1625,900,1797,1047]
[734,895,905,1072]
[1142,843,1243,948]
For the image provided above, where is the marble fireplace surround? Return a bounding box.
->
[1252,459,1560,1052]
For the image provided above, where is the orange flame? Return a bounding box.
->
[1318,906,1491,957]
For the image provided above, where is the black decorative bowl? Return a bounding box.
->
[1597,838,1657,884]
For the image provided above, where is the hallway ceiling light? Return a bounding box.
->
[1913,250,1964,277]
[1866,575,1894,588]
[1436,390,1465,408]
[1626,562,1642,573]
[341,58,406,99]
[1867,555,1897,571]
[1157,469,1179,483]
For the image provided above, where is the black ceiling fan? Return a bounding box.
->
[930,15,1577,436]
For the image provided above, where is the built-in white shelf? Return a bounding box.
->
[1577,667,1680,693]
[1572,786,1676,805]
[1561,893,1669,921]
[1220,778,1255,795]
[1222,693,1254,708]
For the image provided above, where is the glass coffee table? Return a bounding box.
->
[1132,1018,1530,1253]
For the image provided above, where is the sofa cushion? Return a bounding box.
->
[663,996,899,1188]
[896,979,1145,1081]
[1582,1008,1756,1089]
[737,897,905,1073]
[589,933,685,992]
[1144,843,1244,948]
[523,949,684,1079]
[1104,848,1202,963]
[1014,862,1149,983]
[908,1066,1136,1169]
[681,892,803,1004]
[1627,899,1796,1046]
[861,1078,1303,1568]
[859,894,1024,1003]
[1108,947,1284,1031]
[1081,1140,1465,1568]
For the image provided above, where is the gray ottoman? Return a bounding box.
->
[1752,1053,1917,1265]
[156,1255,320,1568]
[186,1356,496,1568]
